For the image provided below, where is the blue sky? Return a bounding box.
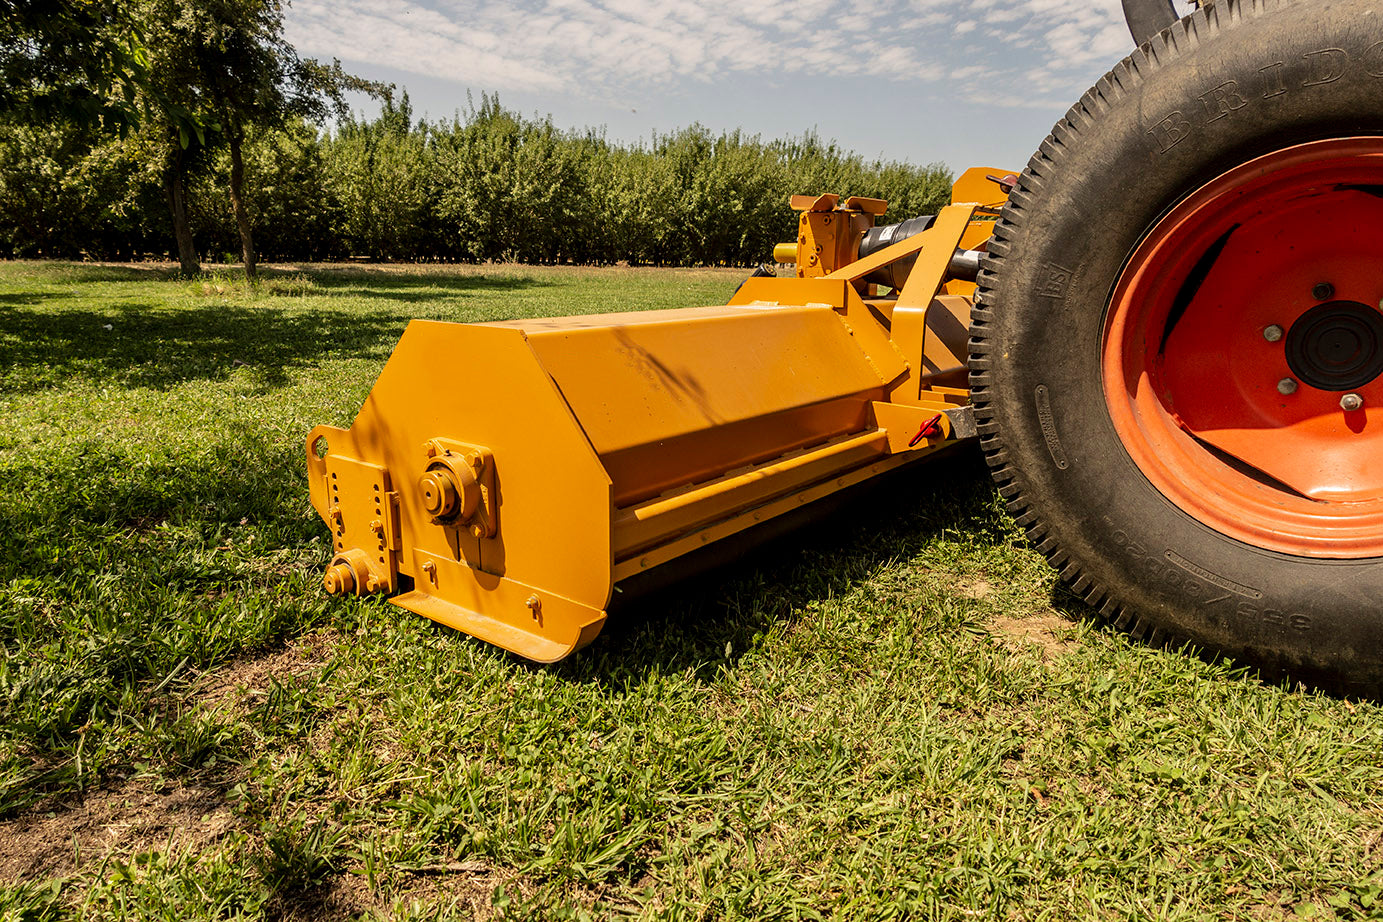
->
[283,0,1194,173]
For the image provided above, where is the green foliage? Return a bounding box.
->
[0,94,952,266]
[0,0,153,134]
[326,96,434,261]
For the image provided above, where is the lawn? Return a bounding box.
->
[0,260,1380,921]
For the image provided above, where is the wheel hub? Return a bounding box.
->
[1285,300,1383,391]
[1102,138,1383,557]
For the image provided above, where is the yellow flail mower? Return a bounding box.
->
[308,0,1383,690]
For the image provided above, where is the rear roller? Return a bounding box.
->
[971,0,1383,689]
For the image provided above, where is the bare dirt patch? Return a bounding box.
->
[199,628,340,712]
[0,774,239,882]
[278,862,533,922]
[955,578,995,600]
[989,611,1075,658]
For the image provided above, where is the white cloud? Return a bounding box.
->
[284,0,1190,103]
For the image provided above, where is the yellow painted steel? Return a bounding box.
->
[773,243,799,264]
[309,170,1015,662]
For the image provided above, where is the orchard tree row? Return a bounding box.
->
[0,2,951,270]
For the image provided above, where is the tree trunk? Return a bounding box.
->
[162,150,199,276]
[227,126,257,282]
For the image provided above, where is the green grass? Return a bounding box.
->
[1,260,1381,921]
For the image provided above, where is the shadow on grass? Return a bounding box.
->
[19,264,185,284]
[1,267,552,393]
[291,264,550,296]
[557,447,1006,685]
[0,302,414,392]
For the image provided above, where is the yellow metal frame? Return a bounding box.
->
[308,167,1014,661]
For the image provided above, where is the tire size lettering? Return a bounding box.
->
[1236,601,1312,634]
[1104,521,1216,601]
[1101,520,1259,607]
[1102,520,1309,633]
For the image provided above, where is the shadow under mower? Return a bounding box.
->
[308,0,1383,691]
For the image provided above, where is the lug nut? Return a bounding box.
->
[1263,324,1284,342]
[1313,282,1336,301]
[1277,378,1299,395]
[1341,393,1364,411]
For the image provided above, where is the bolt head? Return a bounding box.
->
[1341,393,1364,411]
[1277,378,1299,395]
[1313,282,1336,301]
[1263,324,1284,342]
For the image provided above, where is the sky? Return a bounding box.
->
[283,0,1196,173]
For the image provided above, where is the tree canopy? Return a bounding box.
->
[0,0,155,132]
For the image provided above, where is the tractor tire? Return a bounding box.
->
[969,0,1383,691]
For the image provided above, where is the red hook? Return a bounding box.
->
[908,414,945,447]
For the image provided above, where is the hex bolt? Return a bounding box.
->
[1278,377,1299,395]
[1263,324,1284,342]
[525,594,542,619]
[1313,282,1335,301]
[1341,393,1364,412]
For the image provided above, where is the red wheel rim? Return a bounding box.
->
[1103,138,1383,558]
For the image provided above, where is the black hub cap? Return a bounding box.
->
[1285,300,1383,391]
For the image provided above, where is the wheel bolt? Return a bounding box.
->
[1341,393,1364,411]
[1277,378,1299,395]
[1313,282,1335,301]
[1263,324,1284,342]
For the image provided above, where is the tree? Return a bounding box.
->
[195,0,386,278]
[0,0,149,132]
[140,0,387,277]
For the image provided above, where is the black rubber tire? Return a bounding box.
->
[969,0,1383,692]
